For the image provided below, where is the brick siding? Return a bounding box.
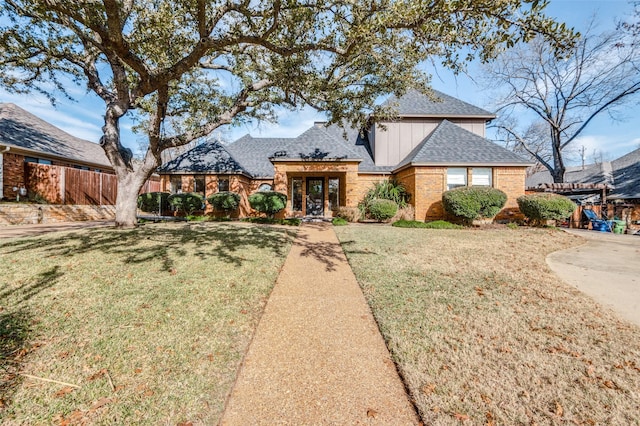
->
[3,153,26,200]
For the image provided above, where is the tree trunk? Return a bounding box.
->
[551,128,566,183]
[114,171,146,228]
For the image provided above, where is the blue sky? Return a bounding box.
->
[1,0,638,164]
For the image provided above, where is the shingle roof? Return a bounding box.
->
[382,89,495,118]
[271,126,362,161]
[0,103,111,168]
[158,140,249,175]
[396,120,531,169]
[225,135,293,178]
[610,148,640,199]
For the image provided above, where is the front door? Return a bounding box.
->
[306,178,324,216]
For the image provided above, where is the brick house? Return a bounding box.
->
[158,90,532,221]
[0,103,114,201]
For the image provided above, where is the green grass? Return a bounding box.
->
[392,219,463,229]
[331,217,348,226]
[0,222,295,424]
[335,226,640,425]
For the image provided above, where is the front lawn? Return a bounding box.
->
[335,225,640,425]
[0,222,294,424]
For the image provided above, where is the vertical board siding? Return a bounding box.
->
[25,163,160,205]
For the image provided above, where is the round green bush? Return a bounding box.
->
[517,193,576,225]
[207,191,241,212]
[137,192,170,214]
[442,186,507,223]
[168,192,204,215]
[367,199,398,221]
[248,191,287,218]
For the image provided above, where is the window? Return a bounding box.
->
[170,175,182,194]
[218,177,229,192]
[446,168,467,190]
[472,168,492,186]
[328,178,339,211]
[24,157,52,165]
[194,175,206,195]
[291,178,302,211]
[258,183,272,192]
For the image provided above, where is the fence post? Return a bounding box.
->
[99,172,103,206]
[60,166,66,204]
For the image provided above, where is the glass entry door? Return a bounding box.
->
[306,178,324,216]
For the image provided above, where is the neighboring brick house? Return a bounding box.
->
[0,103,113,200]
[158,90,532,221]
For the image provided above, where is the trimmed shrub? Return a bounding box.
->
[137,192,170,214]
[168,192,204,215]
[207,191,241,214]
[517,193,576,226]
[392,219,463,229]
[335,206,361,222]
[424,220,464,229]
[392,219,429,228]
[248,191,287,218]
[442,186,507,224]
[332,217,348,226]
[368,199,398,222]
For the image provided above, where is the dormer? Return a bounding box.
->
[368,90,495,167]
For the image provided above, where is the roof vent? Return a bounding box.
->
[314,121,327,128]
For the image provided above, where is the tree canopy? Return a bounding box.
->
[0,0,574,226]
[485,22,640,183]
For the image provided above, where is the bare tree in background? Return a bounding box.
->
[485,22,640,182]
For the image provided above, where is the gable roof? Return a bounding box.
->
[157,140,249,175]
[0,103,111,168]
[382,89,495,118]
[395,120,531,170]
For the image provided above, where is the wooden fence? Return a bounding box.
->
[25,163,161,205]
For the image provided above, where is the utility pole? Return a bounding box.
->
[581,145,586,170]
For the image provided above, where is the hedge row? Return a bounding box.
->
[137,190,288,217]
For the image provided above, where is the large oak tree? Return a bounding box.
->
[1,0,572,226]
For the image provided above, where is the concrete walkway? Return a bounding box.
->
[220,223,418,425]
[547,229,640,327]
[0,220,114,239]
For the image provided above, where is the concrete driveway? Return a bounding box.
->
[547,229,640,327]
